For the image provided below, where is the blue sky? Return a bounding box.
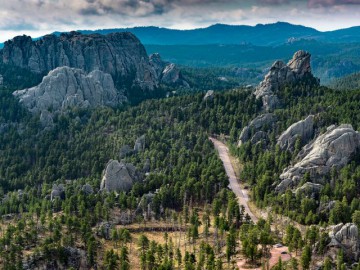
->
[0,0,360,42]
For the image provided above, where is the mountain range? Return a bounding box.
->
[2,22,360,84]
[51,22,360,46]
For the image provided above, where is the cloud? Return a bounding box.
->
[257,0,290,5]
[308,0,360,8]
[0,0,359,43]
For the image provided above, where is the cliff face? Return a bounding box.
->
[1,32,158,91]
[13,67,126,126]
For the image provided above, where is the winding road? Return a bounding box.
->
[210,137,258,223]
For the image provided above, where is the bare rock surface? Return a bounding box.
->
[149,53,189,87]
[13,67,125,115]
[254,50,319,111]
[276,124,360,193]
[277,115,315,152]
[238,113,277,146]
[2,32,158,90]
[327,223,360,261]
[100,160,141,192]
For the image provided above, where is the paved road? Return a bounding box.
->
[210,137,258,223]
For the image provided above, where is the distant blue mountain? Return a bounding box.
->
[0,43,3,49]
[51,22,360,46]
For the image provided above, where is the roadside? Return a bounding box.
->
[210,137,295,270]
[209,137,258,223]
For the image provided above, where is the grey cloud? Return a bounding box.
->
[78,0,234,17]
[308,0,360,7]
[257,0,290,5]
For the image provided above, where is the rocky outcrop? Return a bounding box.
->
[203,90,215,101]
[2,32,158,91]
[149,53,167,78]
[238,113,277,146]
[50,184,65,201]
[295,182,322,198]
[13,67,126,118]
[134,135,146,153]
[136,192,156,220]
[328,223,360,261]
[250,131,269,145]
[254,50,319,111]
[100,160,142,192]
[149,53,189,87]
[276,124,360,193]
[162,64,189,87]
[277,115,315,152]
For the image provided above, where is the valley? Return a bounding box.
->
[1,18,360,270]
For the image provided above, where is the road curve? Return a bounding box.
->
[210,137,258,223]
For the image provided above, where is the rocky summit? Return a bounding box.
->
[13,67,125,124]
[149,53,189,87]
[276,124,360,193]
[254,50,319,111]
[1,32,158,91]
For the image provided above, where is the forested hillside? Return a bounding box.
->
[1,68,360,267]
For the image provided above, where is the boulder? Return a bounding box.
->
[277,115,315,152]
[238,113,277,146]
[134,135,146,153]
[254,50,319,111]
[276,124,360,193]
[100,160,141,192]
[13,67,126,117]
[50,184,65,201]
[0,74,3,86]
[2,32,158,91]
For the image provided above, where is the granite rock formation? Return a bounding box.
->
[13,67,125,118]
[238,113,277,146]
[1,32,158,91]
[277,115,315,152]
[149,53,189,87]
[327,223,360,261]
[50,184,65,201]
[134,135,146,153]
[276,124,360,193]
[100,160,142,192]
[254,50,319,111]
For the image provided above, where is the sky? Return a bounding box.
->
[0,0,360,42]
